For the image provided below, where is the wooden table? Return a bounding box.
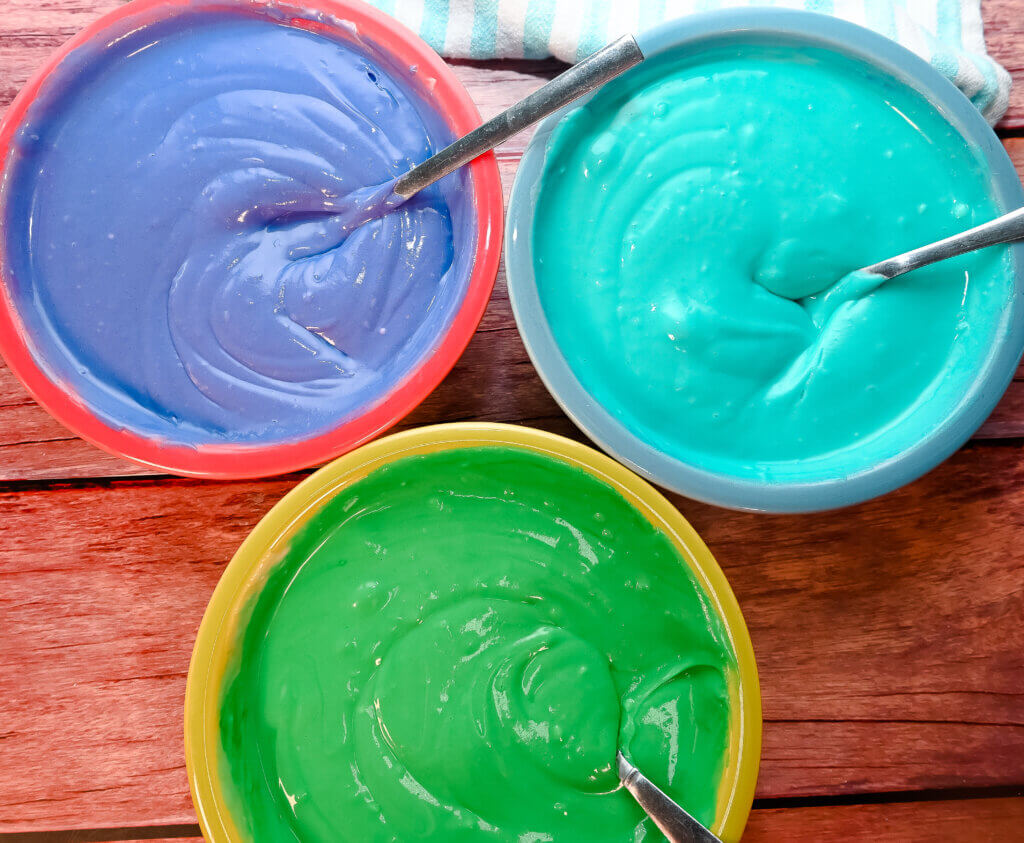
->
[3,2,1024,840]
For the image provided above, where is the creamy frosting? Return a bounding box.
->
[2,7,475,444]
[218,447,737,840]
[532,43,1013,482]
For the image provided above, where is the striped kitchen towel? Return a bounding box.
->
[367,0,1011,124]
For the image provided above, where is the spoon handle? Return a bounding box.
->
[864,206,1024,279]
[394,35,644,199]
[616,753,723,843]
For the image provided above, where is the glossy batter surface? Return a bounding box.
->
[532,43,1014,481]
[218,447,736,841]
[2,8,474,444]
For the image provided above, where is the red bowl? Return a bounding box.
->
[0,0,502,478]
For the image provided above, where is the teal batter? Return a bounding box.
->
[532,43,1014,480]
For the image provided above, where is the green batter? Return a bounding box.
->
[532,42,1014,481]
[218,446,737,840]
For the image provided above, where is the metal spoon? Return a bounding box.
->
[616,752,723,843]
[393,34,644,200]
[863,206,1024,279]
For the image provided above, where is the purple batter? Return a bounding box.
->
[1,5,474,444]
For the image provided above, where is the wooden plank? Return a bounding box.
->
[83,796,1024,841]
[976,381,1024,438]
[2,441,1023,832]
[0,1,122,112]
[2,139,1024,479]
[982,0,1024,129]
[1,3,1021,839]
[745,797,1024,841]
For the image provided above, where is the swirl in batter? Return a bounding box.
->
[218,447,738,841]
[532,43,1014,482]
[2,6,474,444]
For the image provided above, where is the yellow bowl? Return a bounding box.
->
[184,422,762,841]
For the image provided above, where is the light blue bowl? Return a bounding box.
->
[505,8,1024,513]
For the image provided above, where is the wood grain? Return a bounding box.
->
[2,441,1023,832]
[745,797,1024,841]
[982,0,1024,129]
[1,1,1023,837]
[73,796,1024,841]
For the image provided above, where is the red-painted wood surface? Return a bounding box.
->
[145,797,1024,841]
[4,443,1024,833]
[1,1,1023,840]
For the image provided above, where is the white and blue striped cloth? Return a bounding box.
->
[367,0,1010,123]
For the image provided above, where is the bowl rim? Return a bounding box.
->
[183,421,762,842]
[0,0,503,479]
[504,7,1024,513]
